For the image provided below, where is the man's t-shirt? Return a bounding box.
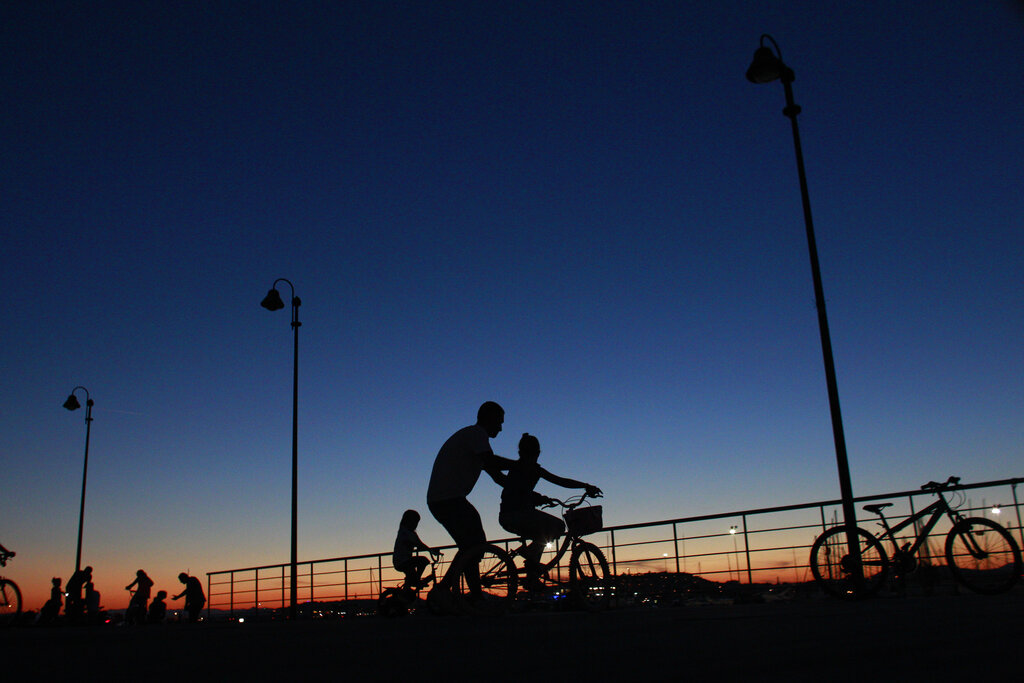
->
[426,424,492,503]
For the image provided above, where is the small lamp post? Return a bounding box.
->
[63,386,93,575]
[746,34,862,588]
[261,278,301,619]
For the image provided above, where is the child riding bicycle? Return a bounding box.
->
[498,433,601,592]
[393,509,441,592]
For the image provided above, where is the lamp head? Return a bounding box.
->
[63,394,81,411]
[261,288,285,311]
[746,45,790,84]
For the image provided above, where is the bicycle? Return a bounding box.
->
[377,551,443,617]
[0,549,22,626]
[482,491,612,612]
[810,476,1022,599]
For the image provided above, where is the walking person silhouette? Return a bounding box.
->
[426,401,515,603]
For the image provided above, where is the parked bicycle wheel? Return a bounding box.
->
[810,526,889,599]
[451,544,517,616]
[0,579,22,625]
[569,542,611,611]
[944,517,1022,595]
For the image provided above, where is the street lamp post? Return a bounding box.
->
[745,34,862,586]
[63,386,93,575]
[261,278,301,619]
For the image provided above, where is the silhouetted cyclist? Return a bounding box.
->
[427,401,515,599]
[499,433,601,591]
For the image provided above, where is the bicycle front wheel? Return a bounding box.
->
[0,579,22,625]
[810,526,889,599]
[451,544,517,616]
[569,542,611,611]
[945,517,1022,594]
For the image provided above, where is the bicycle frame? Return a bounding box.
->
[871,494,960,558]
[505,505,594,581]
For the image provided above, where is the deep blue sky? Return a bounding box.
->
[3,1,1022,607]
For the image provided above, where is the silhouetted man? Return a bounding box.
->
[427,401,514,595]
[173,572,205,623]
[64,565,91,618]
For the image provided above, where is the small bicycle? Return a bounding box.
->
[810,476,1022,599]
[378,551,443,617]
[0,549,22,626]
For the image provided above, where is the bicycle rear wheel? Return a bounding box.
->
[945,517,1021,594]
[810,526,889,599]
[0,579,22,625]
[451,544,517,616]
[376,588,408,617]
[569,542,611,611]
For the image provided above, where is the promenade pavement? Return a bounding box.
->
[7,588,1022,681]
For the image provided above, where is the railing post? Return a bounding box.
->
[672,522,681,574]
[344,559,349,602]
[281,565,286,612]
[206,574,212,622]
[309,562,314,607]
[610,529,617,576]
[254,568,259,619]
[1012,483,1023,551]
[230,572,235,619]
[742,515,753,584]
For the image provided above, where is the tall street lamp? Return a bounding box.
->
[261,278,301,619]
[745,34,862,586]
[63,386,93,575]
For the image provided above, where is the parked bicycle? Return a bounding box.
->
[810,476,1022,599]
[0,549,22,625]
[378,551,443,617]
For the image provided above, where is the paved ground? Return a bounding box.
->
[7,588,1022,680]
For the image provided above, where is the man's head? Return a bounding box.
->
[477,401,504,438]
[178,572,189,584]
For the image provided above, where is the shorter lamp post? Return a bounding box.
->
[261,278,301,619]
[63,386,93,574]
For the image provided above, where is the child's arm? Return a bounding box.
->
[539,467,601,496]
[413,532,440,557]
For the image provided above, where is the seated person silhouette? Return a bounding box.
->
[498,433,601,591]
[393,509,440,592]
[148,590,168,624]
[40,577,62,624]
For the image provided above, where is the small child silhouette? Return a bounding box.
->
[393,510,440,591]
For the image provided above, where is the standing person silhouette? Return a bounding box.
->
[125,569,154,625]
[173,572,206,623]
[64,566,91,619]
[427,401,515,600]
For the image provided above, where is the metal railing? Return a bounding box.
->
[207,476,1022,618]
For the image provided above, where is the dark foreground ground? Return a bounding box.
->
[7,588,1022,681]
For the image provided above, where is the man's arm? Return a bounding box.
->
[480,451,514,487]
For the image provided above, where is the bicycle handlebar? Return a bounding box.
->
[0,550,13,567]
[921,476,961,491]
[542,490,603,510]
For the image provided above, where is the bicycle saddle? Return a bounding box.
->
[863,503,892,514]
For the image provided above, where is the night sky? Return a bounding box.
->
[3,1,1022,609]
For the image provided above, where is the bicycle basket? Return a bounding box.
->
[564,505,603,536]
